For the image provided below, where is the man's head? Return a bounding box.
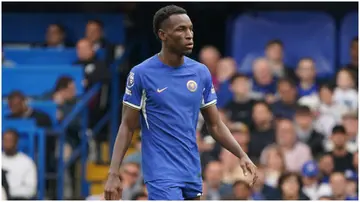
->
[54,76,76,101]
[204,161,223,188]
[230,73,250,97]
[230,122,250,147]
[120,162,140,187]
[253,58,273,85]
[265,39,284,62]
[276,118,296,147]
[318,154,334,175]
[153,5,193,56]
[199,46,221,75]
[342,112,358,139]
[46,24,65,46]
[296,58,316,83]
[252,101,273,127]
[319,83,334,105]
[294,105,313,130]
[76,39,94,61]
[350,37,358,65]
[2,129,19,156]
[336,68,355,89]
[331,125,347,150]
[301,161,319,186]
[277,78,297,104]
[278,172,302,197]
[216,57,236,82]
[232,180,251,200]
[86,19,104,43]
[330,172,347,198]
[7,91,28,116]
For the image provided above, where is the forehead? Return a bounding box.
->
[165,14,192,29]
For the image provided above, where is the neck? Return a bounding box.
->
[333,147,347,156]
[159,48,184,67]
[234,94,248,102]
[4,150,17,157]
[257,122,271,131]
[283,193,299,200]
[333,194,346,200]
[300,81,314,89]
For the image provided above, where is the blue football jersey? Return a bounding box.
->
[123,55,217,183]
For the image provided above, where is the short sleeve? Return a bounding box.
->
[200,66,217,109]
[123,68,143,110]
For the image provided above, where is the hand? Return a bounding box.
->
[104,173,122,200]
[239,155,258,187]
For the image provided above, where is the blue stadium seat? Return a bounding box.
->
[230,11,336,77]
[2,13,125,44]
[2,101,58,126]
[2,66,84,96]
[340,12,358,66]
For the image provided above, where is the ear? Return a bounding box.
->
[158,29,166,41]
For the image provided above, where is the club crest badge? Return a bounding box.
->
[127,72,135,88]
[187,80,197,92]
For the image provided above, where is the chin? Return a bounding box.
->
[183,49,193,56]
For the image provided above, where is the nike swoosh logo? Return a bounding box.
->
[157,87,168,93]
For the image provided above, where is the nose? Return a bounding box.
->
[185,29,193,40]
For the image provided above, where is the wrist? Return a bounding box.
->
[108,171,120,177]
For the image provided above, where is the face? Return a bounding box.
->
[216,58,236,82]
[233,183,251,200]
[63,82,76,100]
[46,24,64,46]
[294,113,313,130]
[160,14,194,56]
[281,175,300,196]
[8,96,26,115]
[346,181,357,196]
[278,82,296,104]
[76,40,94,61]
[330,173,347,196]
[231,77,250,96]
[319,86,333,105]
[331,133,347,149]
[121,163,140,186]
[266,43,283,62]
[233,131,250,146]
[353,152,358,170]
[205,161,223,187]
[253,59,273,85]
[276,120,296,147]
[86,22,102,43]
[336,70,354,89]
[351,40,358,63]
[2,131,18,155]
[319,155,334,175]
[267,148,283,171]
[342,117,358,137]
[296,59,316,82]
[252,103,272,126]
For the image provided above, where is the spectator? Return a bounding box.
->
[251,166,277,200]
[199,45,221,89]
[2,129,37,199]
[271,172,309,200]
[344,37,358,88]
[222,180,252,200]
[264,39,297,81]
[131,192,148,200]
[353,151,358,172]
[301,161,322,200]
[265,118,312,172]
[327,125,354,172]
[344,169,358,199]
[222,73,256,127]
[272,78,298,119]
[329,172,357,200]
[318,154,334,183]
[6,91,52,128]
[85,19,115,63]
[120,162,142,200]
[248,101,275,160]
[123,135,142,170]
[43,24,70,48]
[216,58,237,107]
[296,58,318,97]
[251,58,277,101]
[294,105,325,157]
[203,161,232,200]
[333,69,358,111]
[342,112,358,150]
[259,145,285,188]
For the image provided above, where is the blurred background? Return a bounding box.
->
[1,1,358,200]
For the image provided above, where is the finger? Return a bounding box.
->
[104,190,110,200]
[240,164,248,176]
[245,162,253,175]
[249,163,256,176]
[111,189,118,200]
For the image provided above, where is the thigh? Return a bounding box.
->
[146,180,184,200]
[183,181,203,200]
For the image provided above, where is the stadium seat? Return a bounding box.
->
[340,12,358,66]
[2,13,125,44]
[2,66,84,96]
[230,11,336,77]
[2,101,58,126]
[3,48,105,65]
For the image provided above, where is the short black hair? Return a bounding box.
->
[232,180,250,189]
[295,105,312,115]
[54,76,74,92]
[253,100,272,112]
[87,19,104,28]
[352,36,358,43]
[319,83,335,93]
[8,90,26,101]
[266,39,283,48]
[298,57,315,63]
[277,77,296,88]
[153,5,187,39]
[49,23,65,34]
[332,125,346,135]
[278,172,303,194]
[230,73,248,84]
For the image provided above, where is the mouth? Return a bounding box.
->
[185,43,194,49]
